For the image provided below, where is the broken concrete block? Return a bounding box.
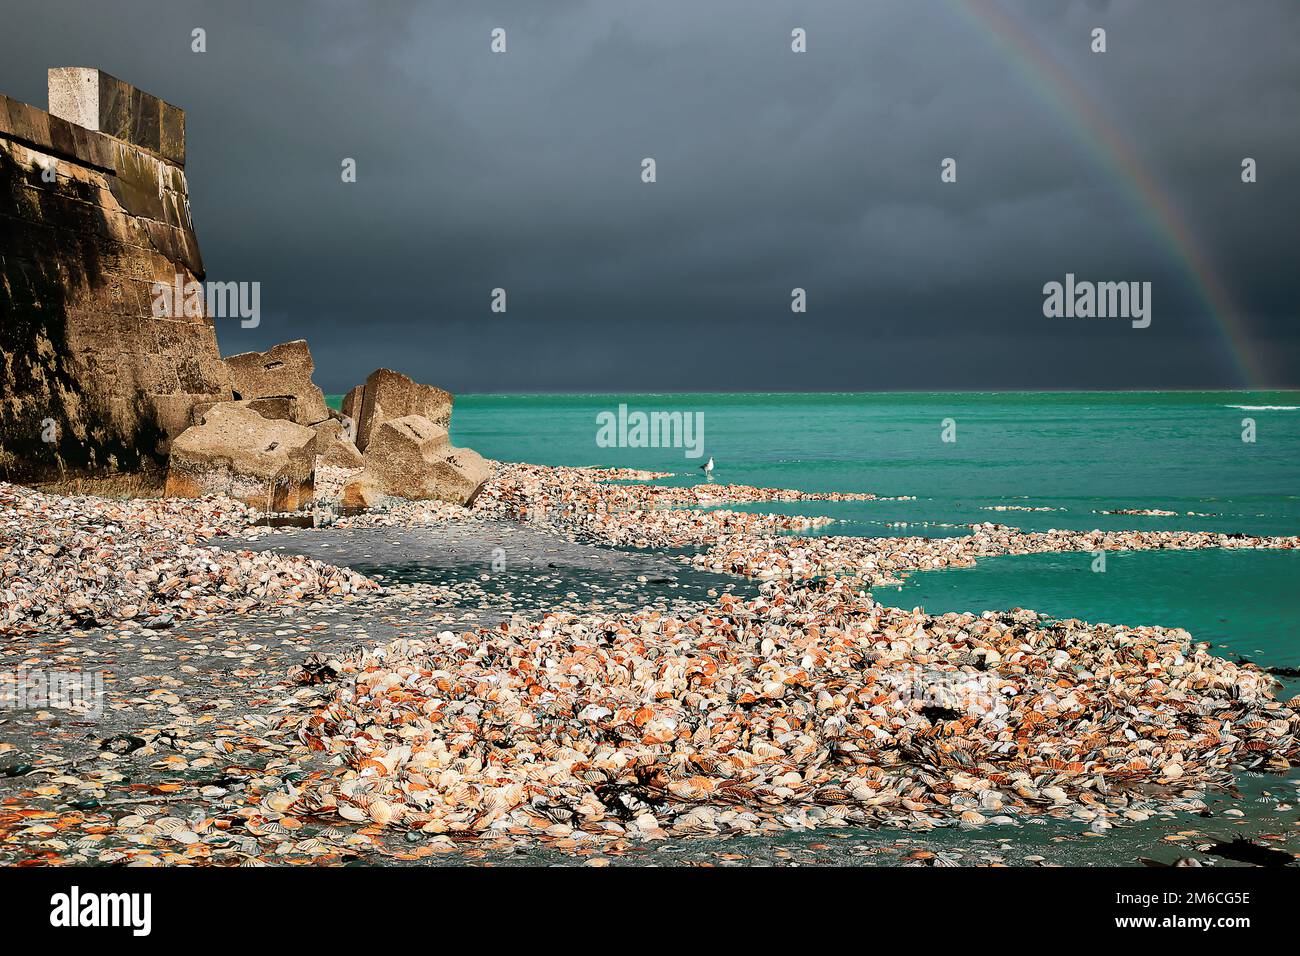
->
[343,368,453,452]
[164,402,315,511]
[340,472,385,510]
[190,396,297,427]
[310,418,364,469]
[223,339,330,426]
[362,414,490,506]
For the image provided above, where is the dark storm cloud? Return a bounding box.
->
[2,0,1296,390]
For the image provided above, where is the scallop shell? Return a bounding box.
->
[337,804,368,823]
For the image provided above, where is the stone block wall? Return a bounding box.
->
[0,69,229,482]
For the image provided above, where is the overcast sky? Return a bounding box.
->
[3,0,1297,392]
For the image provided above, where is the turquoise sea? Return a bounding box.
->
[333,391,1300,863]
[444,390,1300,652]
[328,390,1300,673]
[445,390,1300,533]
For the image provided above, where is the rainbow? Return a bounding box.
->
[950,0,1263,386]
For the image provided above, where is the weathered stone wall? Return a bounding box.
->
[0,69,229,483]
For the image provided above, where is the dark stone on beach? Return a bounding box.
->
[921,705,964,723]
[291,653,340,685]
[99,734,145,755]
[1229,657,1298,679]
[1204,837,1295,867]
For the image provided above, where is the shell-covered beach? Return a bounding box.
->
[4,391,1300,867]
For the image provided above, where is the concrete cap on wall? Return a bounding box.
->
[47,67,185,167]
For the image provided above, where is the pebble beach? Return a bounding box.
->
[2,459,1299,867]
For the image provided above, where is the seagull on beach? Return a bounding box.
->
[699,457,714,480]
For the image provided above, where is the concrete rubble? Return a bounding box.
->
[166,342,485,511]
[343,414,491,508]
[164,402,317,512]
[343,367,454,452]
[224,340,331,427]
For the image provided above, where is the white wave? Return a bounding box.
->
[1226,405,1299,411]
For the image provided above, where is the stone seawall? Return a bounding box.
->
[0,68,229,483]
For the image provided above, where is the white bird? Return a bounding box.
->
[699,456,714,479]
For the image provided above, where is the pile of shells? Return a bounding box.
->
[981,505,1063,513]
[333,498,479,530]
[555,507,839,548]
[692,523,1300,588]
[345,466,1277,570]
[476,463,886,517]
[285,462,893,546]
[9,460,1297,856]
[460,463,886,546]
[291,580,1300,844]
[0,481,377,635]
